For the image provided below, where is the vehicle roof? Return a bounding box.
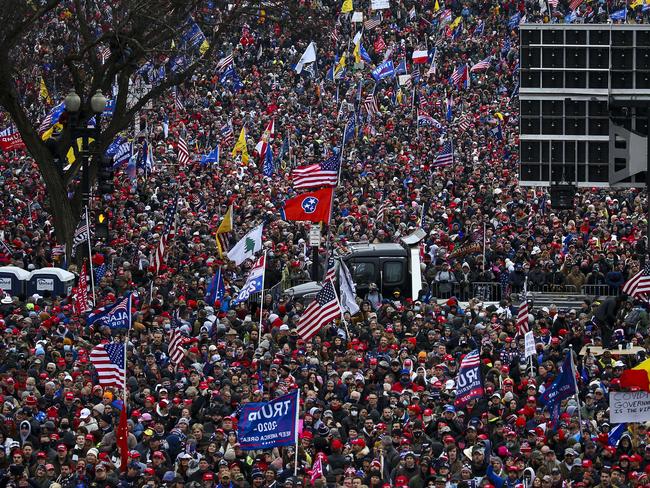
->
[344,243,407,258]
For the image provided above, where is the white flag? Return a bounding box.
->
[227,224,263,265]
[338,259,360,315]
[295,42,317,74]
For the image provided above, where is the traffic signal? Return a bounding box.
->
[97,157,114,196]
[95,211,109,240]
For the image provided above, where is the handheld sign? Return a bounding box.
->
[238,390,299,450]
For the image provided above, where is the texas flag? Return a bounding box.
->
[412,49,429,64]
[255,119,275,162]
[281,187,334,223]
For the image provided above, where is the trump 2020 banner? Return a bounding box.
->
[238,390,299,450]
[455,350,484,407]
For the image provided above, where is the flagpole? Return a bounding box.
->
[482,222,487,270]
[258,250,267,350]
[85,206,96,306]
[294,389,300,477]
[569,346,585,439]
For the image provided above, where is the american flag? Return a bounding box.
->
[516,301,529,335]
[297,280,341,341]
[168,313,185,369]
[622,263,650,299]
[433,139,454,167]
[177,137,191,166]
[38,102,64,135]
[548,0,558,8]
[291,154,340,189]
[172,86,184,111]
[569,0,583,10]
[324,257,336,283]
[98,46,111,64]
[220,121,234,146]
[377,201,388,221]
[364,17,381,30]
[471,57,491,72]
[216,54,234,72]
[458,115,472,132]
[364,94,379,115]
[95,263,107,283]
[51,244,65,257]
[331,28,340,44]
[408,6,416,20]
[153,198,178,273]
[71,212,90,258]
[90,343,126,390]
[459,349,481,368]
[450,64,469,88]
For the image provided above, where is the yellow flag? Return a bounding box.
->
[353,42,361,63]
[231,127,250,164]
[40,77,51,104]
[631,0,642,7]
[215,205,233,258]
[334,53,346,78]
[199,39,209,55]
[434,0,440,12]
[65,137,95,167]
[342,0,353,13]
[450,16,462,30]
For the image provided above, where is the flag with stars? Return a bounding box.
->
[291,153,340,189]
[90,343,126,390]
[153,197,179,273]
[297,280,341,340]
[623,263,650,300]
[95,263,107,283]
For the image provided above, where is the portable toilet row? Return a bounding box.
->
[0,266,75,299]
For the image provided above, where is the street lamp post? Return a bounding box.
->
[63,89,106,208]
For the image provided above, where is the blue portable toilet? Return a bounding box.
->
[26,268,75,298]
[0,266,30,298]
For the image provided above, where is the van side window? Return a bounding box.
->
[383,261,403,284]
[350,262,376,285]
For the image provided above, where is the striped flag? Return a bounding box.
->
[291,154,340,189]
[98,46,111,64]
[364,94,379,115]
[324,257,336,283]
[153,197,178,273]
[364,17,381,30]
[177,137,191,166]
[433,139,454,167]
[548,0,558,8]
[516,301,529,335]
[71,211,90,258]
[220,121,234,146]
[72,261,90,315]
[622,263,650,299]
[569,0,583,10]
[172,87,184,111]
[458,115,472,132]
[168,314,185,369]
[377,201,388,222]
[95,263,107,283]
[471,57,491,72]
[90,343,126,390]
[296,280,341,341]
[216,54,234,72]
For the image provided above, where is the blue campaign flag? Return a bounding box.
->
[263,146,274,177]
[539,350,577,423]
[372,60,395,81]
[608,423,627,446]
[395,59,408,75]
[106,136,125,157]
[611,8,627,21]
[86,293,132,330]
[359,44,372,63]
[446,95,454,122]
[200,146,220,166]
[238,390,299,450]
[205,268,225,307]
[343,114,356,144]
[455,350,484,407]
[104,99,116,116]
[508,12,521,29]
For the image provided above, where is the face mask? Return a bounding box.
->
[351,411,358,417]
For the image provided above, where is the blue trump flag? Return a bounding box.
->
[608,423,627,446]
[539,350,577,423]
[86,293,132,330]
[455,350,484,407]
[200,146,220,166]
[372,60,395,81]
[238,390,299,450]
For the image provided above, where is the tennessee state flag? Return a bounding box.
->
[281,187,333,223]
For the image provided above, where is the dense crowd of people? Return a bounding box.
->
[1,0,650,487]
